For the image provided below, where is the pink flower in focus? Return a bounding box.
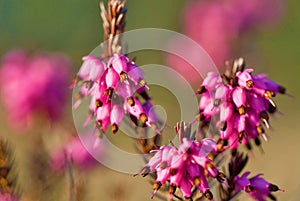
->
[74,54,160,134]
[50,134,103,171]
[0,50,72,130]
[234,172,284,201]
[197,58,286,152]
[138,122,226,200]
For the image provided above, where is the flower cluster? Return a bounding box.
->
[235,172,284,201]
[139,122,227,200]
[197,58,286,151]
[0,50,71,129]
[73,54,159,134]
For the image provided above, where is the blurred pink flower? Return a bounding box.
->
[50,134,103,171]
[0,49,72,129]
[166,0,283,83]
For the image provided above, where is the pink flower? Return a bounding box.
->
[234,172,284,201]
[139,122,226,200]
[50,134,103,171]
[74,54,159,134]
[197,58,286,151]
[166,0,284,79]
[0,50,72,130]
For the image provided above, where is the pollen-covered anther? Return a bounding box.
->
[152,182,162,191]
[196,86,207,94]
[119,71,128,81]
[204,189,213,200]
[264,90,275,99]
[95,99,103,108]
[139,113,148,123]
[246,80,254,88]
[138,79,147,87]
[127,97,135,106]
[238,106,246,115]
[245,185,254,193]
[217,139,227,152]
[104,87,114,99]
[111,123,119,134]
[256,125,265,135]
[194,177,201,186]
[169,185,176,194]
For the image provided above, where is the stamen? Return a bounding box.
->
[95,99,103,108]
[111,123,119,134]
[127,97,135,106]
[204,189,213,200]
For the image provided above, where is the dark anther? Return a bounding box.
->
[268,102,277,113]
[269,184,280,192]
[139,90,150,100]
[105,87,114,99]
[254,138,261,146]
[260,111,269,121]
[120,71,128,81]
[129,114,138,125]
[111,123,119,134]
[196,86,207,94]
[169,185,176,194]
[95,99,103,108]
[169,168,177,176]
[217,139,227,152]
[217,172,226,183]
[127,97,135,106]
[139,166,150,177]
[238,132,246,143]
[268,193,277,201]
[278,85,286,94]
[245,185,254,192]
[204,189,213,200]
[220,121,227,131]
[246,142,252,150]
[199,113,206,121]
[230,149,237,157]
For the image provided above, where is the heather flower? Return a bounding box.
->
[234,172,284,201]
[197,58,286,151]
[73,0,159,135]
[138,122,226,200]
[0,49,72,129]
[74,54,159,134]
[50,134,103,171]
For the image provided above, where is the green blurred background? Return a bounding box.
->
[0,0,300,201]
